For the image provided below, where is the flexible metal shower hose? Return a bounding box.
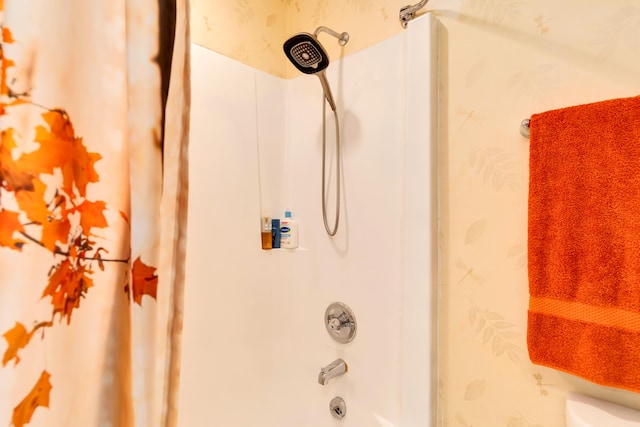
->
[321,99,340,236]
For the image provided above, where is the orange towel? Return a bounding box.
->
[528,95,640,393]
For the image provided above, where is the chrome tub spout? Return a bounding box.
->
[318,359,347,385]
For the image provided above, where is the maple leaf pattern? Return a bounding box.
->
[71,200,109,236]
[22,110,102,198]
[41,259,95,323]
[2,321,52,369]
[0,9,159,426]
[130,257,159,305]
[0,209,25,250]
[14,178,51,223]
[11,371,52,427]
[2,27,14,43]
[2,323,33,367]
[0,35,15,96]
[1,129,35,192]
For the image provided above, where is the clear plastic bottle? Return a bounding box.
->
[261,211,272,250]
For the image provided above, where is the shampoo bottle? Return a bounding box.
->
[280,210,298,249]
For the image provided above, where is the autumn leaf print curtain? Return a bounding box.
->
[0,1,189,426]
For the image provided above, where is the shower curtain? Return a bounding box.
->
[0,1,189,426]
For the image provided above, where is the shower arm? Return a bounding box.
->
[399,0,429,28]
[313,26,350,46]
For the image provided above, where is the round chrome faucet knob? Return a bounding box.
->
[324,302,357,344]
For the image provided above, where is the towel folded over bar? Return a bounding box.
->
[527,95,640,393]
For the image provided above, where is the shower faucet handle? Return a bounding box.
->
[324,302,357,344]
[328,313,353,331]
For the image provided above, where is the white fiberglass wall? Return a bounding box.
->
[178,15,437,427]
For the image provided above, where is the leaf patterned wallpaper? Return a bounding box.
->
[190,0,640,425]
[191,0,416,78]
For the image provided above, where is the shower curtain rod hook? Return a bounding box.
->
[314,26,350,46]
[400,0,429,28]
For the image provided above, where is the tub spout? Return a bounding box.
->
[318,358,347,385]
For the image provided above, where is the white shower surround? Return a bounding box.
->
[178,15,438,426]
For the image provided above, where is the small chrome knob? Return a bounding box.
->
[329,396,346,419]
[328,317,342,330]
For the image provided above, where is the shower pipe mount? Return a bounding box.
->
[314,26,349,46]
[400,0,429,28]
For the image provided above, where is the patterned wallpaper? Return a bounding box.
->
[190,0,640,425]
[190,0,287,76]
[190,0,415,77]
[440,1,640,425]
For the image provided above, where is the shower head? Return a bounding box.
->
[283,32,337,111]
[283,32,330,75]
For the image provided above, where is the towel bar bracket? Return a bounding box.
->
[520,118,531,138]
